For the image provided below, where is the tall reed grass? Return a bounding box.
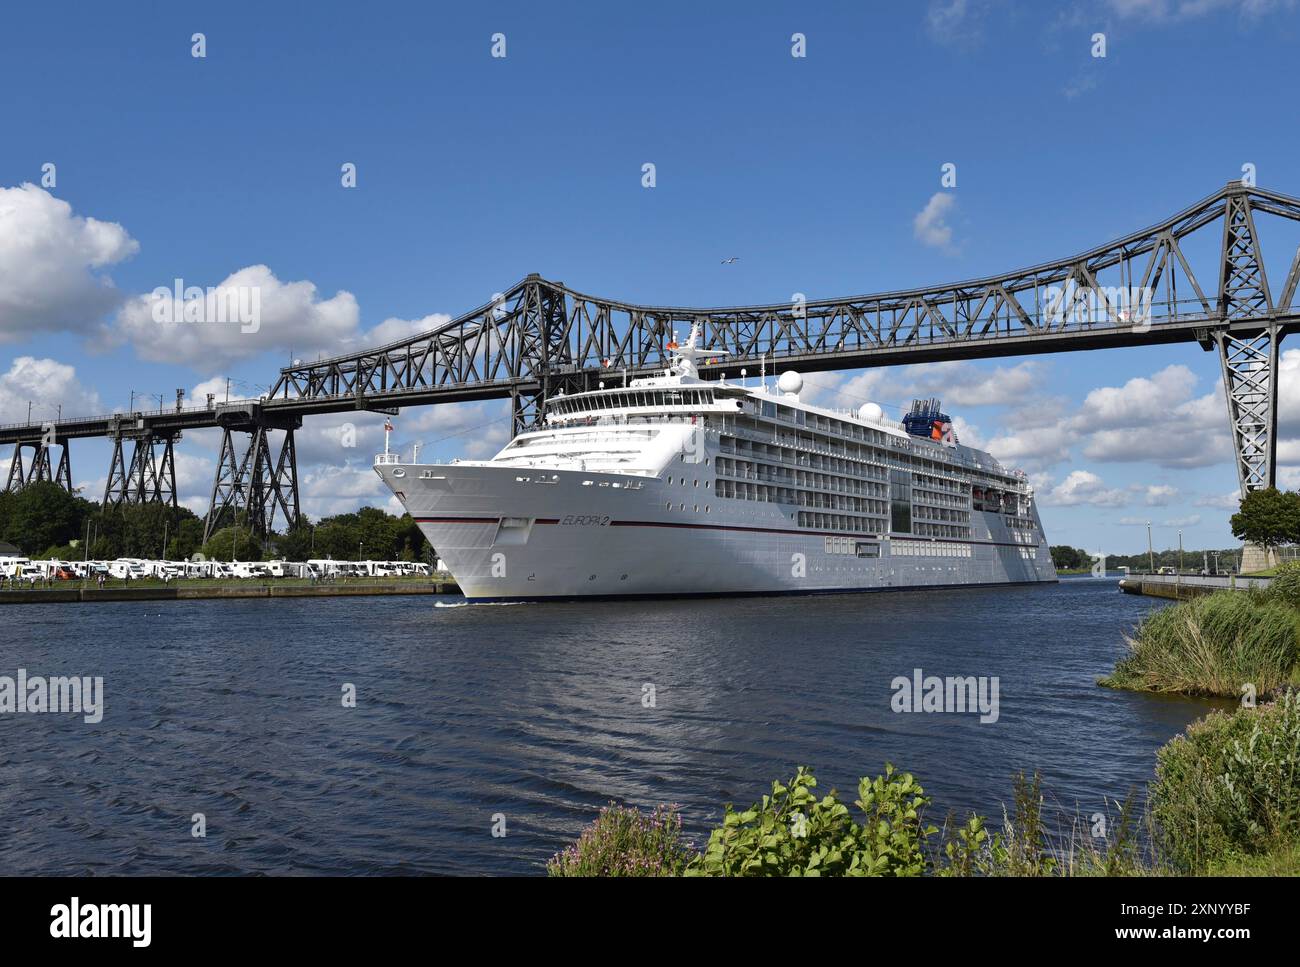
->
[1101,590,1300,698]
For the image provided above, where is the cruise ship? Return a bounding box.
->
[374,326,1057,600]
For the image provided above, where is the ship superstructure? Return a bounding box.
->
[374,325,1056,600]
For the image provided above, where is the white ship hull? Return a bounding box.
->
[381,463,1057,601]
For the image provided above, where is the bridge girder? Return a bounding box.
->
[6,181,1300,520]
[202,406,302,544]
[103,427,180,510]
[4,439,73,494]
[264,181,1300,497]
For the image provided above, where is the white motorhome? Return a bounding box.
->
[264,560,308,578]
[109,559,150,580]
[306,559,343,578]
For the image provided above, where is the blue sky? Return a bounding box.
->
[3,0,1300,554]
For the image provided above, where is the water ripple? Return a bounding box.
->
[0,581,1212,874]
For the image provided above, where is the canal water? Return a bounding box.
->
[0,577,1215,875]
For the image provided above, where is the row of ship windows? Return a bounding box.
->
[892,541,975,558]
[716,479,892,514]
[824,537,881,558]
[717,451,1009,509]
[914,506,970,524]
[551,389,718,416]
[722,416,1024,491]
[913,522,972,539]
[797,512,887,532]
[727,417,1011,485]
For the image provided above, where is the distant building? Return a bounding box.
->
[0,542,20,556]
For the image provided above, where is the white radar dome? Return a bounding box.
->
[777,370,803,398]
[858,402,883,423]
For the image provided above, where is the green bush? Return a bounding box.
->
[1150,693,1300,872]
[1102,591,1299,698]
[685,765,935,877]
[1261,561,1300,610]
[546,803,694,876]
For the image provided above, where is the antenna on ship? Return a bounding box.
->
[669,320,724,378]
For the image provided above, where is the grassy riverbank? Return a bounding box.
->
[1099,590,1300,697]
[547,695,1300,877]
[1101,561,1300,699]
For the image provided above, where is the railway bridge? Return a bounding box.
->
[4,181,1299,542]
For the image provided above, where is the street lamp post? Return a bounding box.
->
[1146,521,1154,574]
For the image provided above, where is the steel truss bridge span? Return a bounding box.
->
[4,181,1299,540]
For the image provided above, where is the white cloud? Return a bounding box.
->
[1070,365,1197,430]
[1140,484,1179,506]
[0,356,102,424]
[1067,364,1230,468]
[1161,514,1202,527]
[1194,489,1241,510]
[363,312,453,347]
[0,184,138,341]
[298,462,400,520]
[802,360,1038,413]
[913,193,958,252]
[1107,0,1296,21]
[110,264,360,369]
[1041,469,1129,506]
[925,0,986,43]
[984,425,1073,474]
[910,360,1041,407]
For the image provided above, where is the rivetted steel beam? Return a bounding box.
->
[202,403,302,543]
[3,182,1300,503]
[3,439,74,494]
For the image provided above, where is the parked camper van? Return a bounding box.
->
[109,559,150,580]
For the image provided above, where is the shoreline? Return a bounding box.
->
[0,580,461,604]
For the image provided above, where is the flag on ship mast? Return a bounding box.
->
[384,417,394,454]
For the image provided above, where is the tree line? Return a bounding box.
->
[1050,544,1241,572]
[0,482,432,563]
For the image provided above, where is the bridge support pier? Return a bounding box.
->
[104,428,180,509]
[4,440,73,494]
[203,406,301,544]
[1216,185,1282,497]
[1217,326,1281,494]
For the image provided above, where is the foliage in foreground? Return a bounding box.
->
[1256,560,1300,611]
[1101,590,1300,698]
[684,765,934,876]
[546,803,693,876]
[548,767,1154,877]
[1151,692,1300,873]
